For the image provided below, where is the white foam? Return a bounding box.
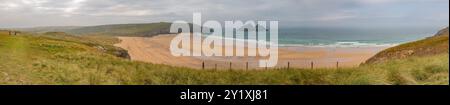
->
[200,34,397,48]
[278,41,399,48]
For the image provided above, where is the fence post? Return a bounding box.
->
[202,61,205,70]
[214,64,217,70]
[265,63,268,70]
[287,62,290,70]
[310,61,314,69]
[246,62,249,70]
[229,62,232,70]
[336,61,339,69]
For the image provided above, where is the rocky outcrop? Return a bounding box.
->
[95,45,130,59]
[113,49,131,59]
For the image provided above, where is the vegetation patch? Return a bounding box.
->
[0,31,448,85]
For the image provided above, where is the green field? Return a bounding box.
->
[0,31,448,85]
[366,33,449,64]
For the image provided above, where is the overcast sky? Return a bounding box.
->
[0,0,448,28]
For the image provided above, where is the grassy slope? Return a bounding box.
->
[366,32,449,64]
[0,31,448,85]
[36,32,129,58]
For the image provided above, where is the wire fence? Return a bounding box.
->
[199,60,344,70]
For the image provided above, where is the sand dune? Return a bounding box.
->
[114,34,389,70]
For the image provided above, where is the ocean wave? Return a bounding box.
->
[279,42,399,47]
[199,34,397,47]
[200,34,276,45]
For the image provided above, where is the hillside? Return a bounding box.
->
[11,26,83,33]
[14,22,174,37]
[13,22,208,37]
[0,30,447,85]
[365,27,449,64]
[436,27,449,36]
[66,22,172,36]
[37,32,130,59]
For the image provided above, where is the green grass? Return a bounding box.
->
[0,31,448,85]
[36,32,128,58]
[383,35,448,53]
[366,34,449,63]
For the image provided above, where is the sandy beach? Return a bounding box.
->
[114,34,391,70]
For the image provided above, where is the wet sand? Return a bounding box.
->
[114,34,390,70]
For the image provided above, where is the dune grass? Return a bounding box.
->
[382,35,449,54]
[0,31,448,85]
[366,34,449,63]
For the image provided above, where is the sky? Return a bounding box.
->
[0,0,448,29]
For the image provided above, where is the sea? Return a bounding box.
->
[201,27,438,48]
[277,27,436,47]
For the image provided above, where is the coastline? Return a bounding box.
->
[114,34,392,69]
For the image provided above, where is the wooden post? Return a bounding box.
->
[310,61,314,69]
[287,62,290,70]
[265,63,268,70]
[336,61,339,69]
[202,61,205,70]
[246,62,249,70]
[229,62,232,70]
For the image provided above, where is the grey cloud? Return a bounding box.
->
[0,0,448,28]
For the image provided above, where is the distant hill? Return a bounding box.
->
[13,22,174,37]
[13,26,83,33]
[13,22,206,37]
[66,22,173,37]
[365,27,449,64]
